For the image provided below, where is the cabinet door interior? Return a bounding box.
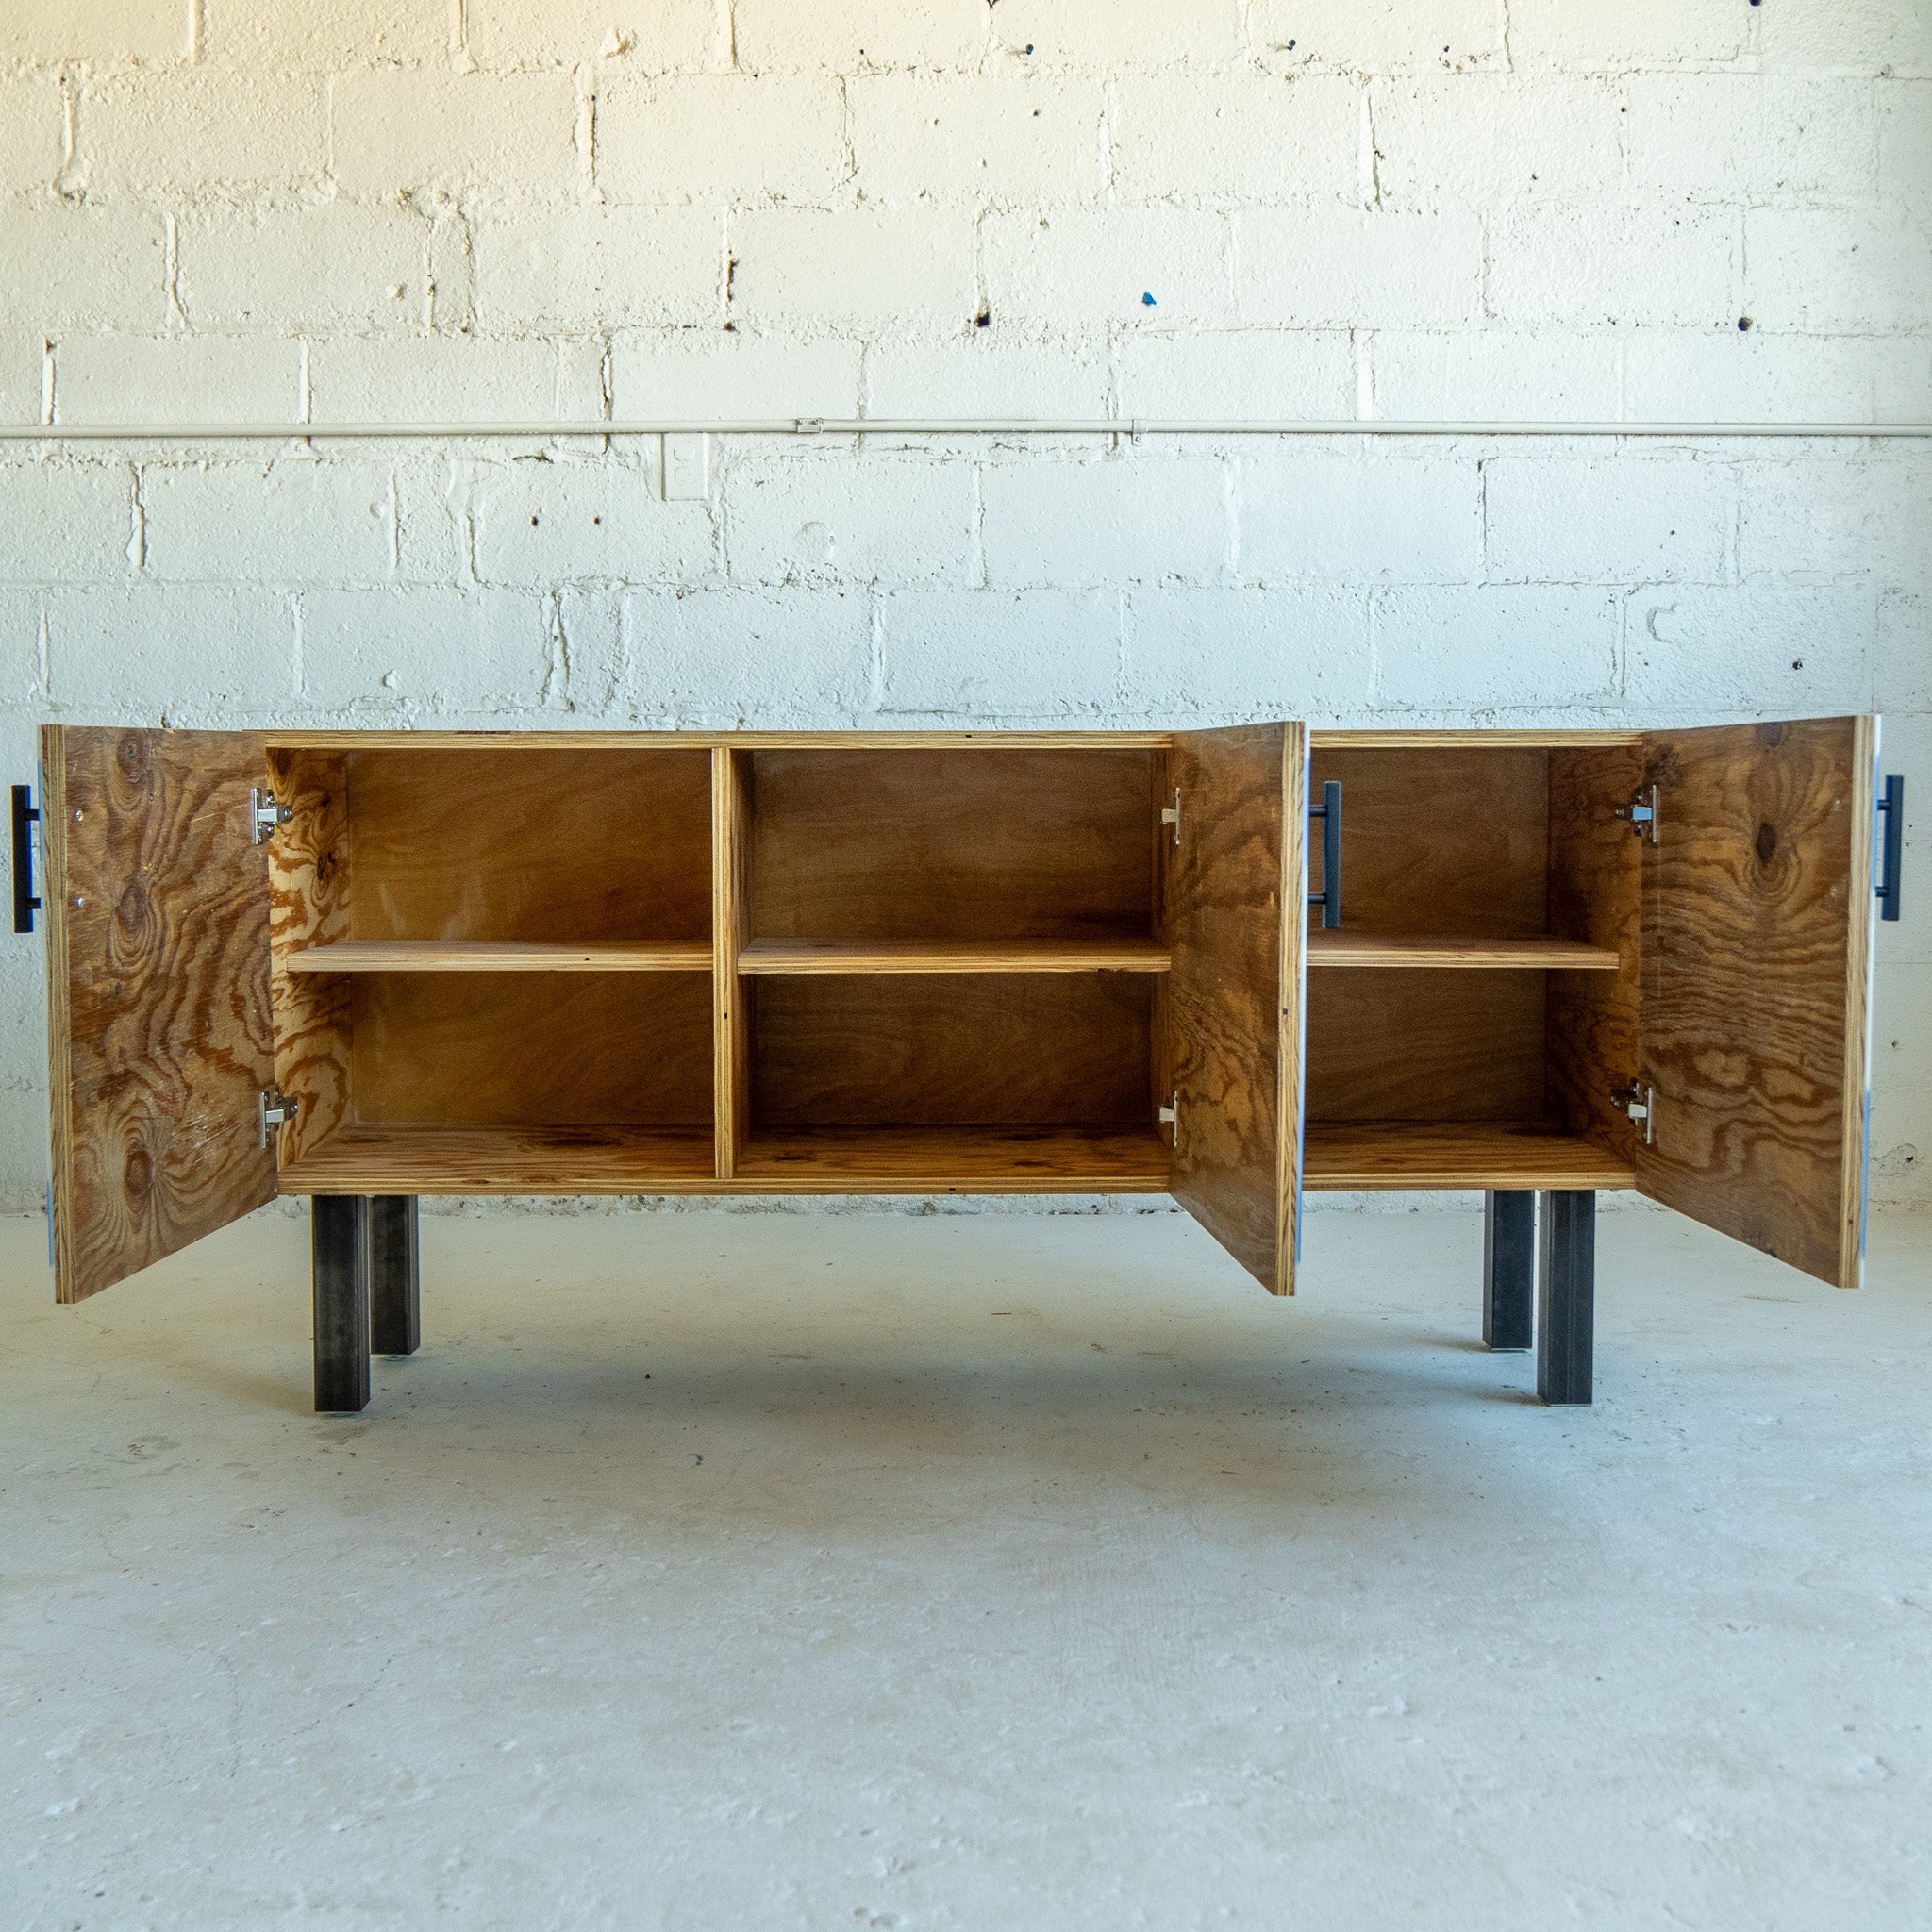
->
[1638,716,1878,1288]
[1165,723,1305,1295]
[42,725,275,1303]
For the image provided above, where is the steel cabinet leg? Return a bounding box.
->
[370,1195,421,1357]
[1537,1190,1595,1407]
[1482,1190,1535,1352]
[312,1195,372,1414]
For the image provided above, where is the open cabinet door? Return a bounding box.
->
[1166,723,1306,1294]
[42,726,276,1304]
[1638,717,1878,1289]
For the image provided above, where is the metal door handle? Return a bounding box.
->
[1308,780,1341,930]
[1877,774,1903,923]
[11,784,40,934]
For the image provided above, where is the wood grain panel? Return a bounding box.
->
[737,1125,1171,1191]
[1545,745,1644,1163]
[1306,1122,1635,1191]
[747,747,1157,941]
[279,1124,716,1194]
[751,974,1153,1126]
[1637,717,1874,1288]
[286,940,711,972]
[1166,723,1298,1295]
[1308,931,1618,969]
[713,748,749,1179]
[44,726,275,1304]
[276,1123,1167,1195]
[1306,970,1546,1123]
[352,974,713,1126]
[342,745,712,942]
[264,748,354,1170]
[1307,745,1550,939]
[739,939,1172,974]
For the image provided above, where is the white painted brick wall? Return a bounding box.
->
[0,0,1924,1211]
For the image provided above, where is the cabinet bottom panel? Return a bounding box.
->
[277,1123,1172,1195]
[736,1124,1172,1191]
[1304,1121,1634,1191]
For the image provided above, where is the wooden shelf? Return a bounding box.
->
[738,939,1171,975]
[1307,931,1621,971]
[1304,1122,1635,1191]
[278,1124,718,1194]
[736,1125,1172,1191]
[284,940,712,974]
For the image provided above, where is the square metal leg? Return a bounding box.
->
[312,1195,371,1414]
[1482,1190,1535,1352]
[370,1195,420,1357]
[1537,1189,1595,1407]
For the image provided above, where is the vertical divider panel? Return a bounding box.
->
[712,747,751,1179]
[265,750,355,1167]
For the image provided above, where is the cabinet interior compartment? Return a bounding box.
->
[737,973,1169,1189]
[729,745,1172,1188]
[266,744,716,1192]
[1303,740,1645,1191]
[744,746,1162,949]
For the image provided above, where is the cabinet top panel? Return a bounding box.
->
[261,729,1176,751]
[1310,728,1644,748]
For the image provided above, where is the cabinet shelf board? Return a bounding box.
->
[1307,932,1621,970]
[1304,1122,1635,1191]
[739,939,1172,975]
[736,1124,1172,1191]
[284,940,713,973]
[277,1124,718,1194]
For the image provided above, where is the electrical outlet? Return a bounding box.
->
[662,432,709,501]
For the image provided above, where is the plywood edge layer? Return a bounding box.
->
[1306,933,1622,970]
[738,940,1173,974]
[285,940,713,972]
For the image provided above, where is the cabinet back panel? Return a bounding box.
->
[748,749,1157,941]
[1307,748,1549,939]
[1306,970,1546,1123]
[752,975,1153,1125]
[352,974,713,1125]
[344,748,713,943]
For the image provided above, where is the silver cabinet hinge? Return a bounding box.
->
[1160,788,1181,847]
[1158,1091,1179,1147]
[258,1088,299,1147]
[1610,1081,1655,1144]
[250,786,291,844]
[1614,784,1659,844]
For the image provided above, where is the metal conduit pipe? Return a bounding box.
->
[0,419,1929,441]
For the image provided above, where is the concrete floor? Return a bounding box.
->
[2,1202,1929,1932]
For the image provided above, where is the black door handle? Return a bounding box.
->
[11,784,40,935]
[1876,774,1903,923]
[1308,780,1341,930]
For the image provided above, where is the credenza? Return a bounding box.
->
[18,718,1901,1413]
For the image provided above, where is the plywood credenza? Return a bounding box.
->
[23,718,1900,1414]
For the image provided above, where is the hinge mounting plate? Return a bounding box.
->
[250,787,291,845]
[1615,784,1659,844]
[1610,1081,1655,1145]
[258,1088,299,1148]
[1158,1091,1179,1148]
[1160,788,1181,848]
